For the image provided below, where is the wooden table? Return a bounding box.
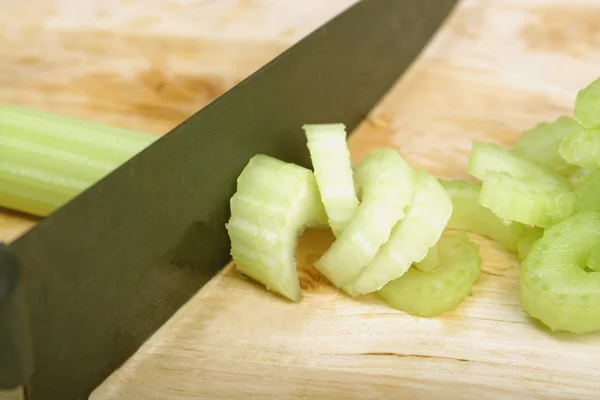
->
[2,0,600,398]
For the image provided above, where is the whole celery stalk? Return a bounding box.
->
[0,104,156,216]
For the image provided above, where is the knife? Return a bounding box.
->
[0,0,457,398]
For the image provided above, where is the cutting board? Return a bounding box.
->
[2,0,600,399]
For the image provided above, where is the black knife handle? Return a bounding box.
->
[0,243,33,389]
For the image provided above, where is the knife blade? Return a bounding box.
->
[1,0,457,398]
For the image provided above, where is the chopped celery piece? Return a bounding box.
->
[587,247,600,272]
[303,123,359,237]
[468,142,574,228]
[377,233,481,317]
[574,77,600,128]
[415,242,439,272]
[520,212,600,334]
[226,154,327,302]
[574,168,600,213]
[315,149,416,288]
[345,171,451,295]
[439,179,526,252]
[480,171,574,228]
[513,116,582,176]
[559,128,600,170]
[517,228,544,262]
[0,104,156,216]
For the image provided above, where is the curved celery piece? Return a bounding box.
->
[468,142,575,228]
[303,123,359,237]
[517,228,544,262]
[416,242,439,272]
[574,77,600,129]
[226,155,327,302]
[520,212,600,334]
[439,179,526,252]
[315,149,416,288]
[513,116,581,176]
[559,128,600,171]
[377,233,481,317]
[0,104,156,216]
[574,168,600,213]
[344,171,451,295]
[587,247,600,273]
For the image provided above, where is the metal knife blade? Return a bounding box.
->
[2,0,457,398]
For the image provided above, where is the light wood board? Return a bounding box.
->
[2,0,600,399]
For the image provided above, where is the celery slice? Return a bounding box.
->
[520,212,600,334]
[226,154,327,302]
[517,228,544,262]
[439,179,526,252]
[468,142,575,228]
[314,149,416,288]
[586,247,600,273]
[303,123,359,237]
[574,168,600,213]
[415,242,439,272]
[574,77,600,129]
[377,233,481,317]
[344,171,451,295]
[559,128,600,170]
[0,104,156,216]
[513,116,582,176]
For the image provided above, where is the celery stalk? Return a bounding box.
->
[439,179,526,252]
[303,123,359,237]
[520,212,600,334]
[513,116,581,176]
[226,155,327,302]
[377,233,481,317]
[315,149,416,289]
[0,104,156,216]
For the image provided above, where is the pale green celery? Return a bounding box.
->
[315,149,416,289]
[226,155,327,302]
[415,242,439,272]
[344,171,451,295]
[574,77,600,128]
[559,128,600,170]
[468,142,575,228]
[574,168,600,213]
[0,104,156,216]
[377,233,481,317]
[439,179,526,252]
[517,228,544,262]
[513,116,582,176]
[303,123,358,237]
[520,212,600,334]
[587,247,600,272]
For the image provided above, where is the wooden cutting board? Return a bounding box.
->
[2,0,600,399]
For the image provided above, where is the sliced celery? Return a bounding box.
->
[315,149,416,289]
[0,104,156,216]
[517,228,544,262]
[439,179,526,252]
[468,142,575,228]
[574,168,600,213]
[574,77,600,129]
[303,123,358,237]
[415,242,439,272]
[513,116,581,176]
[559,128,600,170]
[226,155,327,302]
[345,171,451,295]
[586,247,600,273]
[520,212,600,334]
[377,233,481,317]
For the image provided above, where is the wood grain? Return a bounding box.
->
[2,0,600,399]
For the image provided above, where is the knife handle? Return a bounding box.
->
[0,243,33,389]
